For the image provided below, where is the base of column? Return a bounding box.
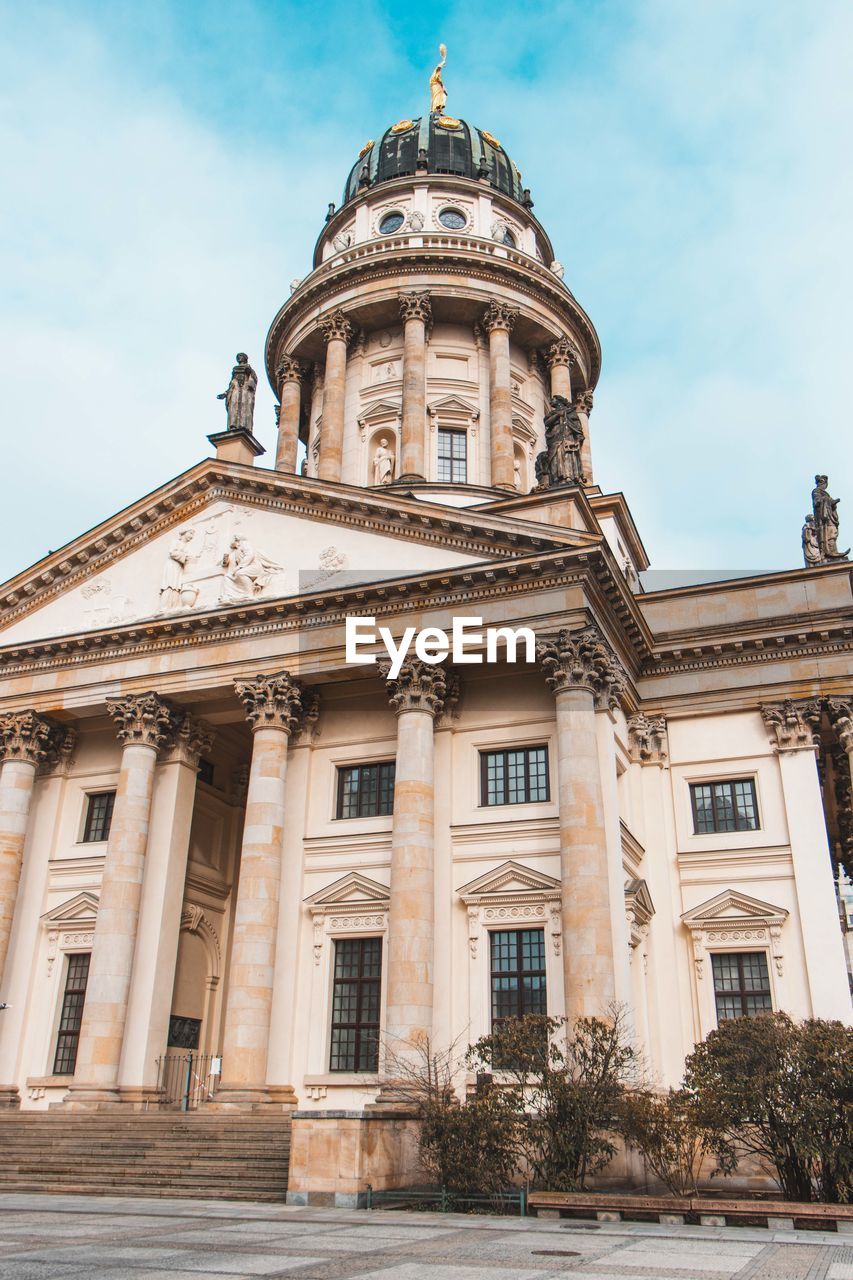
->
[0,1085,21,1109]
[209,1082,297,1111]
[61,1084,123,1110]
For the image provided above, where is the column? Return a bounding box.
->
[317,310,352,483]
[380,658,446,1064]
[0,715,74,1107]
[275,355,304,474]
[546,337,574,403]
[575,389,594,484]
[761,700,852,1019]
[118,713,214,1099]
[537,625,624,1019]
[68,692,176,1104]
[216,672,307,1106]
[398,292,431,482]
[0,711,69,988]
[482,300,519,491]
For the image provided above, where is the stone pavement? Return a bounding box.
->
[0,1194,851,1280]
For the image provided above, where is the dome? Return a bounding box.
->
[342,114,529,208]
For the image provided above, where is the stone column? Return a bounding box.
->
[761,700,852,1019]
[546,337,574,403]
[537,626,625,1019]
[317,310,352,483]
[118,713,214,1100]
[380,659,446,1063]
[483,300,519,491]
[275,356,304,474]
[0,711,69,990]
[216,672,307,1107]
[398,292,431,483]
[575,389,594,484]
[68,692,176,1104]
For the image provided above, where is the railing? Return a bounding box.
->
[365,1185,527,1216]
[155,1052,221,1110]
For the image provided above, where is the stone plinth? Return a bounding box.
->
[286,1109,422,1208]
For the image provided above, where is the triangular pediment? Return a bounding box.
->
[305,872,390,912]
[682,889,788,929]
[428,395,476,415]
[625,878,655,922]
[458,860,561,903]
[358,399,401,424]
[41,891,99,927]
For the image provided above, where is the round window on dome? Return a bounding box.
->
[438,207,467,231]
[379,211,405,235]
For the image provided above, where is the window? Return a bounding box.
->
[379,210,405,235]
[481,746,549,806]
[336,762,395,819]
[437,428,467,483]
[690,779,758,834]
[712,952,772,1021]
[490,928,547,1028]
[329,937,381,1072]
[438,206,467,230]
[502,227,517,248]
[52,953,90,1075]
[82,791,115,843]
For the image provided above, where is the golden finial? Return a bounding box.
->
[430,43,448,114]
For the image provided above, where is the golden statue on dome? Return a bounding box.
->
[430,43,447,114]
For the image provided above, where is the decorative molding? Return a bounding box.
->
[624,877,655,950]
[481,299,519,335]
[380,657,447,719]
[234,671,307,735]
[304,871,390,965]
[458,860,563,959]
[627,713,668,765]
[319,308,353,345]
[0,710,74,772]
[576,389,594,416]
[275,355,304,386]
[180,901,221,985]
[682,889,788,981]
[398,291,432,324]
[760,698,821,751]
[164,712,215,767]
[545,337,576,370]
[536,623,626,710]
[42,891,99,977]
[826,697,853,753]
[105,691,175,751]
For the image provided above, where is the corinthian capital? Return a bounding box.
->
[319,309,353,345]
[167,712,216,767]
[276,355,304,386]
[106,692,176,751]
[399,291,432,323]
[546,337,576,369]
[234,671,307,735]
[0,710,73,770]
[760,698,821,751]
[536,624,626,710]
[628,713,668,765]
[379,659,447,719]
[481,299,519,335]
[825,697,853,753]
[576,389,594,415]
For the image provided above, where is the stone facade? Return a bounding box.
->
[0,92,850,1206]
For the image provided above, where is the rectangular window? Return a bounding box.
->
[490,928,547,1029]
[437,428,467,483]
[82,790,115,843]
[336,762,395,819]
[329,937,382,1073]
[52,953,91,1075]
[712,951,772,1021]
[690,779,759,834]
[481,747,550,806]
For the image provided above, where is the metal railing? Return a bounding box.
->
[155,1052,220,1110]
[365,1185,527,1216]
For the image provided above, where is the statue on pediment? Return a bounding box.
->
[801,515,822,567]
[217,353,257,433]
[220,534,284,601]
[538,394,586,488]
[160,529,199,610]
[811,474,849,563]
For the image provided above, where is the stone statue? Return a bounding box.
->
[220,535,284,602]
[513,457,522,490]
[373,438,395,485]
[811,474,849,562]
[217,353,257,433]
[160,529,198,611]
[540,394,586,487]
[430,44,447,114]
[802,515,822,567]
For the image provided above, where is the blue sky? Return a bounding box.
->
[2,0,851,582]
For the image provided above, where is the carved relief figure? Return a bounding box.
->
[429,44,448,114]
[802,515,822,567]
[220,535,284,602]
[160,530,198,610]
[217,353,257,433]
[373,438,395,485]
[811,474,849,562]
[539,394,586,487]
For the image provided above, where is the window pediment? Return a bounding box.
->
[458,860,562,960]
[41,892,99,927]
[681,889,788,981]
[305,872,389,965]
[458,860,561,907]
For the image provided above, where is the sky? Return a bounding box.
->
[1,0,851,583]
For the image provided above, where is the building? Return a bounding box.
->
[0,64,850,1204]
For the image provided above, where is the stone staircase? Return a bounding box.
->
[0,1111,292,1201]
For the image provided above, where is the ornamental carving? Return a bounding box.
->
[291,689,321,747]
[398,291,432,324]
[576,389,594,416]
[168,712,215,767]
[628,713,668,765]
[481,299,519,335]
[276,355,304,387]
[545,337,576,369]
[319,309,353,345]
[825,698,853,753]
[682,889,787,981]
[379,658,447,719]
[105,692,176,751]
[760,698,821,751]
[234,671,307,736]
[0,710,74,769]
[536,625,626,710]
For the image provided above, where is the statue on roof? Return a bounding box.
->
[537,394,586,489]
[217,352,257,434]
[810,474,849,563]
[430,44,448,114]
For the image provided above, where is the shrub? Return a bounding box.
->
[620,1088,736,1196]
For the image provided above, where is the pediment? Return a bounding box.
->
[458,860,562,903]
[625,878,655,924]
[305,872,390,913]
[358,399,402,424]
[428,395,477,416]
[42,891,99,927]
[682,889,788,930]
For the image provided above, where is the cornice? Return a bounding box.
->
[644,624,852,677]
